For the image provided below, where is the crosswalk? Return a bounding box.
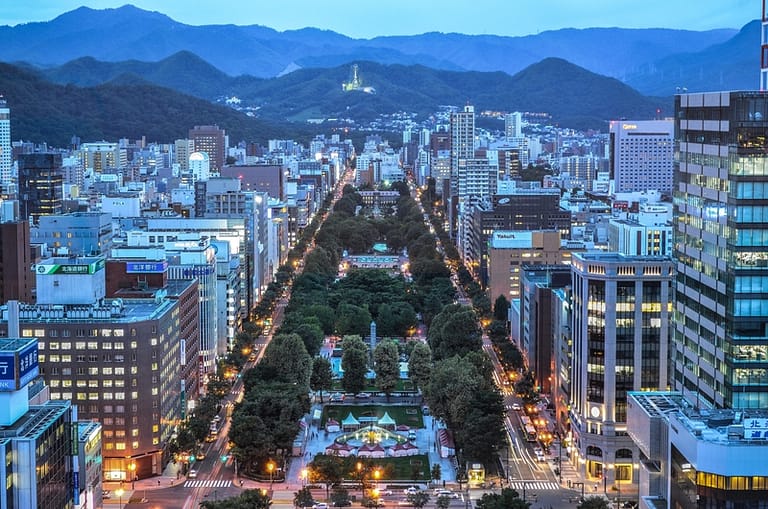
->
[184,480,232,488]
[508,481,560,491]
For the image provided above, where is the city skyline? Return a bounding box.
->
[0,0,756,39]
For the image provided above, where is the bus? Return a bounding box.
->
[519,415,537,442]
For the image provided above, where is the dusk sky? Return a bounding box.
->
[0,0,756,38]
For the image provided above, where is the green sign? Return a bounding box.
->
[36,259,105,275]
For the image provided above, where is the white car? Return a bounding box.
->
[436,490,458,499]
[313,504,329,509]
[511,403,522,411]
[188,469,198,478]
[404,487,420,495]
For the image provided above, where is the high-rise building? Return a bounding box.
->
[762,0,768,90]
[79,142,127,174]
[175,138,195,172]
[0,97,10,187]
[0,258,195,479]
[190,125,226,173]
[569,252,673,489]
[0,217,34,303]
[450,105,475,192]
[17,153,63,223]
[609,120,674,194]
[672,91,768,409]
[505,111,522,139]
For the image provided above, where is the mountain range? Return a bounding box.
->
[0,4,758,95]
[1,53,669,147]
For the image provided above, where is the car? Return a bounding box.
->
[205,434,216,442]
[213,415,222,423]
[188,469,198,478]
[436,490,458,499]
[380,489,393,496]
[196,452,205,461]
[404,487,420,495]
[407,431,417,440]
[329,393,345,402]
[511,403,522,411]
[356,392,371,399]
[313,504,329,509]
[102,490,111,499]
[332,501,352,507]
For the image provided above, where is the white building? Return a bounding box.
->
[0,98,11,187]
[608,203,673,257]
[609,120,673,194]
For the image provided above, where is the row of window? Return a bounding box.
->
[42,364,158,375]
[25,329,132,339]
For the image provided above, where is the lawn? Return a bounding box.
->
[374,454,431,481]
[322,405,424,429]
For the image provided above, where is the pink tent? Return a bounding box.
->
[357,443,386,458]
[325,442,355,457]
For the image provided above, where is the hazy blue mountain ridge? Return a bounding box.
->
[0,3,751,93]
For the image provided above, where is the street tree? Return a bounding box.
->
[407,491,430,509]
[310,357,334,403]
[341,335,369,394]
[294,487,315,508]
[578,496,611,509]
[474,488,529,509]
[373,339,400,398]
[493,295,510,321]
[436,496,451,509]
[199,489,273,509]
[408,342,432,392]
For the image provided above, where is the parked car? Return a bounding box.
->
[356,392,371,399]
[436,490,458,499]
[188,469,198,478]
[313,503,329,509]
[102,490,111,499]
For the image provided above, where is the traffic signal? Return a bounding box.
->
[189,455,196,463]
[220,454,229,463]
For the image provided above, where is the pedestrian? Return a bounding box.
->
[158,480,161,486]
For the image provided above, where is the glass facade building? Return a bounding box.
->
[673,91,768,409]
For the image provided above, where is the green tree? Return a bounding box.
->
[436,496,451,509]
[578,496,611,509]
[199,489,273,509]
[335,303,373,337]
[493,295,511,321]
[428,305,482,360]
[309,454,346,501]
[294,322,325,357]
[487,320,508,343]
[408,342,432,392]
[373,339,400,399]
[407,491,430,509]
[472,293,492,317]
[294,487,315,508]
[474,488,529,509]
[253,333,313,387]
[330,487,351,507]
[431,463,442,485]
[424,356,484,432]
[341,335,369,394]
[310,357,334,403]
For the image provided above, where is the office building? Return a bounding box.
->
[0,258,194,479]
[569,252,673,490]
[465,189,571,285]
[487,230,573,303]
[519,265,572,396]
[79,142,127,174]
[673,91,768,409]
[0,337,78,509]
[0,215,34,303]
[174,138,195,172]
[0,97,10,187]
[18,153,63,223]
[627,391,768,509]
[609,120,674,194]
[762,0,768,91]
[32,212,114,257]
[608,203,673,257]
[189,125,226,173]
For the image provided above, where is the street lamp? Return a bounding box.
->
[267,461,275,491]
[115,487,124,507]
[129,463,137,489]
